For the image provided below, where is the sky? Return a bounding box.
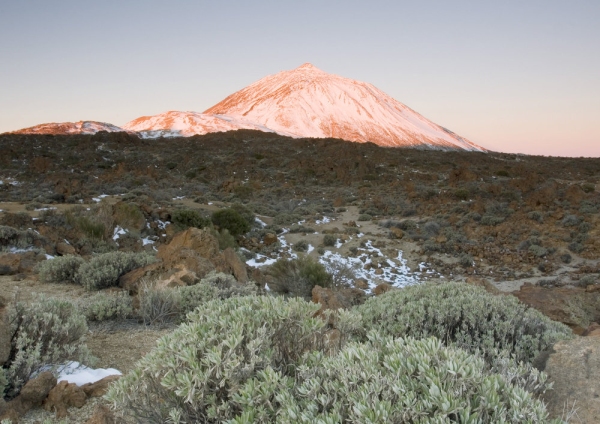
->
[1,1,598,157]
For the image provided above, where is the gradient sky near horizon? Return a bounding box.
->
[1,1,599,157]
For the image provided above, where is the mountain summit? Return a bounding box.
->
[9,64,485,151]
[203,63,484,150]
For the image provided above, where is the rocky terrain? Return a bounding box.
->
[1,130,599,422]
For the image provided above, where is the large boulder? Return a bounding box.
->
[220,248,248,283]
[43,380,87,418]
[536,337,600,423]
[157,227,218,277]
[157,227,219,266]
[0,295,10,366]
[512,284,600,333]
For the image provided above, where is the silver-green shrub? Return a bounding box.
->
[37,254,85,284]
[77,251,156,290]
[77,291,133,322]
[105,296,329,423]
[107,295,558,423]
[3,296,93,398]
[355,282,572,366]
[268,333,557,423]
[137,272,257,325]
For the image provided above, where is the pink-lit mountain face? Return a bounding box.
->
[9,64,486,151]
[204,63,485,151]
[9,121,126,135]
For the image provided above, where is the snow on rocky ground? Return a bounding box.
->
[56,362,121,386]
[245,213,436,293]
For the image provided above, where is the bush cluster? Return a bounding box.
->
[268,255,331,298]
[0,225,45,250]
[211,208,251,237]
[106,295,560,423]
[37,254,85,284]
[77,251,156,290]
[138,272,257,325]
[3,296,93,398]
[77,291,133,321]
[355,282,572,366]
[171,209,211,231]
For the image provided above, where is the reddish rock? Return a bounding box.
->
[312,285,366,314]
[118,262,160,294]
[0,253,20,275]
[55,242,76,256]
[354,279,369,290]
[7,371,57,416]
[512,284,600,333]
[157,227,219,264]
[81,375,121,398]
[263,233,277,245]
[43,380,87,418]
[222,248,248,283]
[389,227,404,239]
[536,337,600,423]
[156,268,198,289]
[583,323,600,337]
[84,404,116,424]
[373,283,393,296]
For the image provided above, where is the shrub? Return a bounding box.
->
[292,239,309,252]
[211,228,237,250]
[528,211,544,223]
[77,251,156,290]
[581,183,595,193]
[454,188,470,200]
[138,282,182,326]
[105,296,331,422]
[37,255,85,284]
[113,202,145,232]
[357,213,372,221]
[560,253,572,264]
[3,296,93,398]
[211,208,250,237]
[0,225,45,249]
[568,241,584,253]
[577,274,598,288]
[171,209,211,231]
[268,255,332,298]
[562,214,580,227]
[355,282,572,366]
[273,213,302,225]
[458,253,474,267]
[529,245,549,257]
[74,216,106,240]
[323,234,336,246]
[480,215,505,226]
[106,296,556,423]
[77,291,133,321]
[230,203,255,227]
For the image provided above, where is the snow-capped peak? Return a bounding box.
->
[8,121,127,135]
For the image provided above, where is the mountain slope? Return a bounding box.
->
[204,63,485,151]
[123,111,280,139]
[9,121,126,135]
